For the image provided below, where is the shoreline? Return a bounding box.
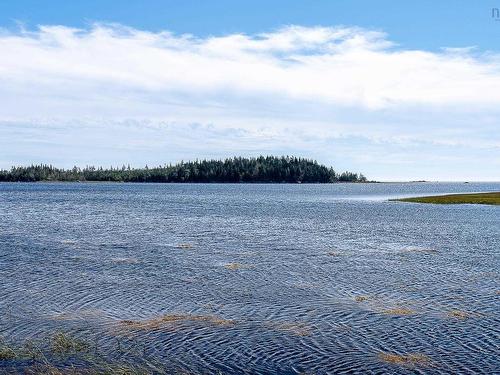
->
[391,192,500,205]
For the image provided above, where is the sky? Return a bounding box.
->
[0,1,499,181]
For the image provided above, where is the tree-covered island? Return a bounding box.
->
[0,156,366,183]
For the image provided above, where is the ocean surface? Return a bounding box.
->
[0,182,499,374]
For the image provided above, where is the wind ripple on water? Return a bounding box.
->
[0,182,499,374]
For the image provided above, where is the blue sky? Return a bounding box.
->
[0,1,498,51]
[0,1,499,180]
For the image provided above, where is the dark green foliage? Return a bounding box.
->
[0,156,366,183]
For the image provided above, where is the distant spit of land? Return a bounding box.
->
[0,156,367,183]
[392,192,500,205]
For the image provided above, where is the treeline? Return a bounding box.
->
[0,156,367,183]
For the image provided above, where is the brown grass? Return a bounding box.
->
[119,314,235,331]
[0,334,156,374]
[24,363,150,375]
[0,345,16,360]
[354,296,369,302]
[378,352,431,367]
[382,307,414,316]
[25,364,87,375]
[51,332,89,354]
[447,310,475,320]
[224,262,243,270]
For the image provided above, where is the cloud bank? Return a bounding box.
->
[0,24,499,180]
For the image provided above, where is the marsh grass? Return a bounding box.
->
[0,345,16,360]
[354,296,369,302]
[24,363,153,375]
[224,263,243,270]
[119,314,235,332]
[51,332,89,355]
[382,308,414,316]
[392,192,500,205]
[24,363,88,375]
[378,352,431,367]
[447,310,476,320]
[0,332,168,374]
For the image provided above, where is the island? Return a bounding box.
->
[0,156,367,183]
[392,192,500,205]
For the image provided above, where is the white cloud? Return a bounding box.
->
[1,24,500,110]
[0,24,499,180]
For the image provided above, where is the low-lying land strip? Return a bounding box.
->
[0,156,367,183]
[392,192,500,205]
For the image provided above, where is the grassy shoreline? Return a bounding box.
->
[391,192,500,205]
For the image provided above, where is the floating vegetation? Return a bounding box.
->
[175,243,193,249]
[224,262,243,270]
[0,334,85,363]
[61,240,77,245]
[0,332,166,374]
[24,363,92,375]
[119,314,235,332]
[51,332,89,355]
[447,310,475,320]
[354,296,369,302]
[378,352,431,367]
[382,307,414,316]
[0,345,16,360]
[21,359,155,375]
[328,252,341,257]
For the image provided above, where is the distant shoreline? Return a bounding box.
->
[0,180,375,184]
[0,156,368,184]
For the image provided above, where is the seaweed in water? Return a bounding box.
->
[354,296,369,302]
[119,314,235,332]
[0,345,16,360]
[51,332,89,355]
[382,307,414,316]
[378,352,431,367]
[447,310,476,320]
[224,262,243,270]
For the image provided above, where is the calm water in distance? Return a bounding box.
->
[0,182,499,374]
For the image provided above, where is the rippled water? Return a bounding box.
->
[0,182,499,374]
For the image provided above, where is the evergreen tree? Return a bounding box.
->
[0,156,367,183]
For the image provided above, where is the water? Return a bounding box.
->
[0,182,499,374]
